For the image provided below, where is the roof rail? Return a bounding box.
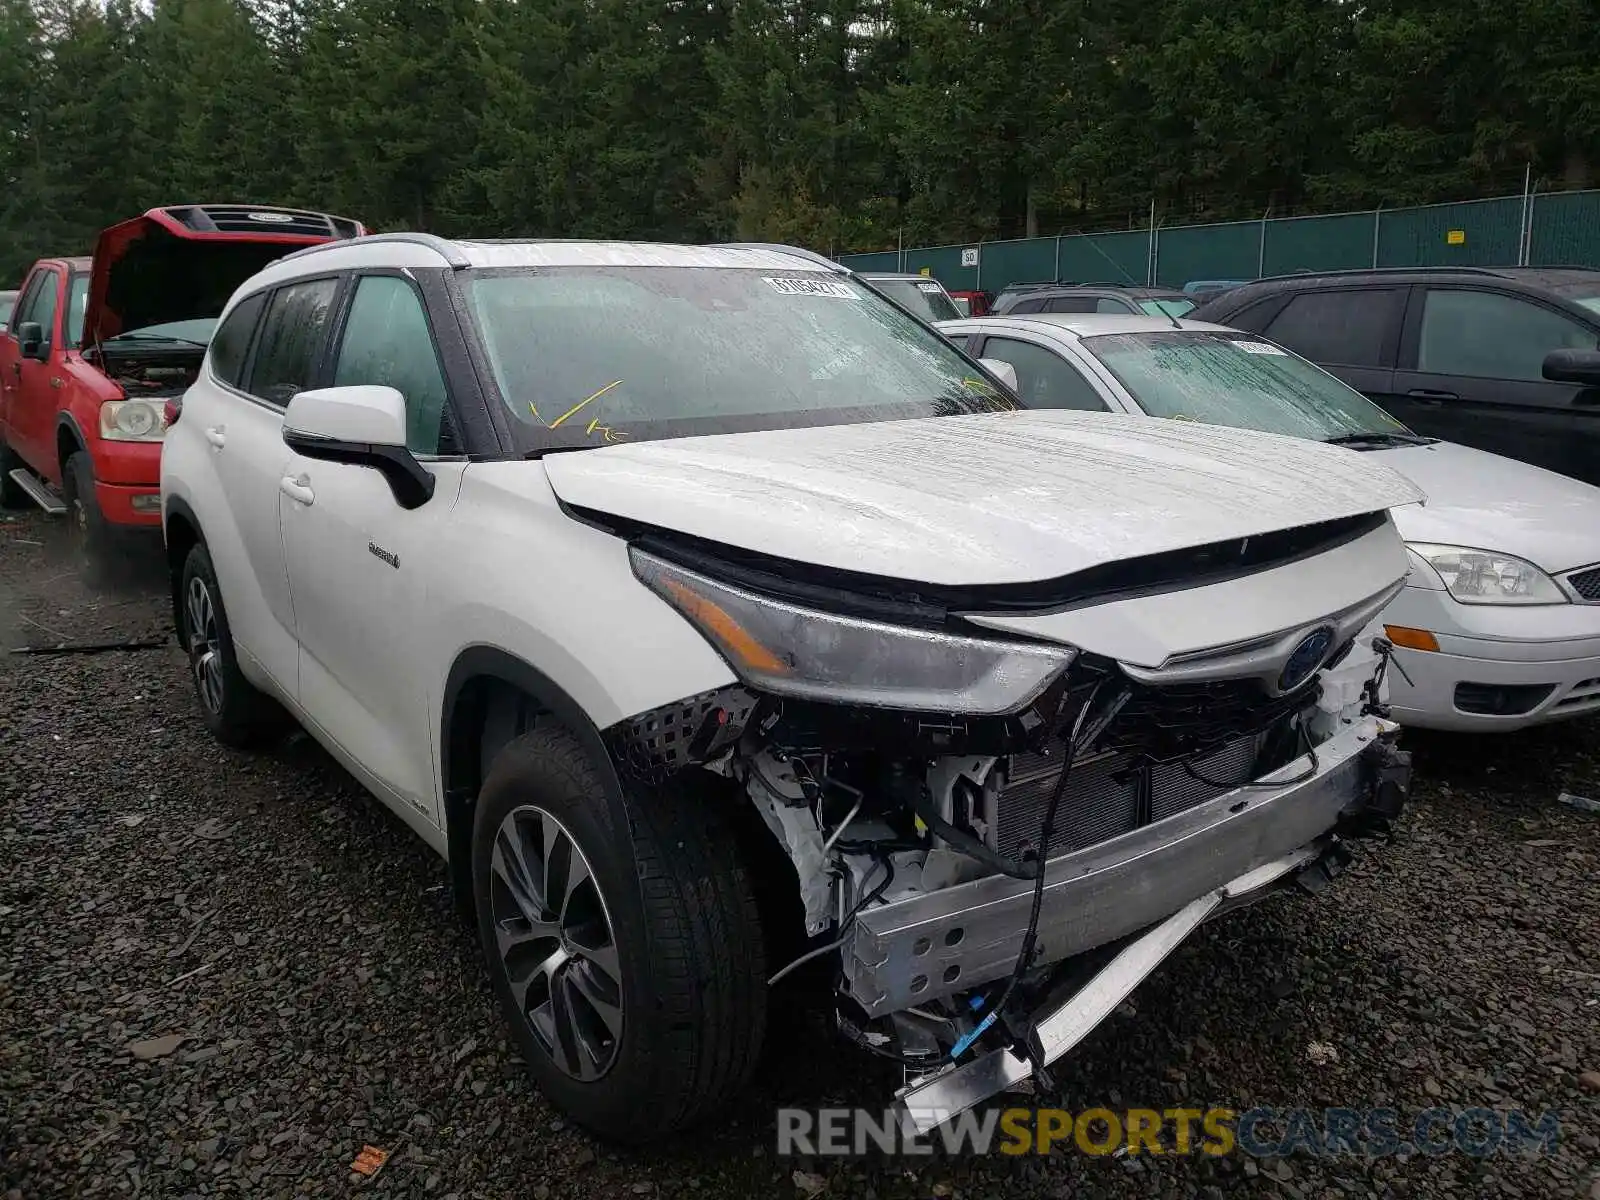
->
[276,231,470,268]
[1249,264,1507,285]
[709,242,849,272]
[1517,262,1600,273]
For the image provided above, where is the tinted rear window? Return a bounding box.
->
[1260,288,1400,367]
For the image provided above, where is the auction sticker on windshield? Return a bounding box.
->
[763,277,858,299]
[1233,341,1287,355]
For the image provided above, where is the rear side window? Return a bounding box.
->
[209,292,267,388]
[1417,289,1597,381]
[1009,297,1048,314]
[332,275,451,454]
[1045,296,1099,314]
[979,336,1109,411]
[247,278,339,406]
[1260,289,1399,367]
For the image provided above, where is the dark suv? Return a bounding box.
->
[994,284,1197,318]
[1194,266,1600,486]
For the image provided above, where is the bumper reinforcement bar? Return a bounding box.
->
[894,843,1329,1136]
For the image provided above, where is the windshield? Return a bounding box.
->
[1561,290,1600,316]
[1139,297,1197,318]
[869,278,963,323]
[1080,330,1412,440]
[465,267,1016,451]
[67,275,89,347]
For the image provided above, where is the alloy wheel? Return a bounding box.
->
[185,576,224,715]
[489,805,624,1081]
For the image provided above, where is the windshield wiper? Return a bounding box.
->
[1323,431,1438,448]
[105,333,210,348]
[524,444,598,460]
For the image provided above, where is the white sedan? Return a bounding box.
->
[938,313,1600,732]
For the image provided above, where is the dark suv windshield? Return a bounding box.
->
[464,266,1014,450]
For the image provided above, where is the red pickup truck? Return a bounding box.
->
[0,204,364,576]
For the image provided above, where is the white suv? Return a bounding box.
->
[161,235,1423,1142]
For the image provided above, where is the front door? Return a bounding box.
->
[280,272,463,825]
[1388,285,1600,486]
[2,268,64,476]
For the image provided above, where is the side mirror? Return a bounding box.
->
[978,358,1019,393]
[281,385,434,509]
[1541,348,1600,386]
[16,321,45,360]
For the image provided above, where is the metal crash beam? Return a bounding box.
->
[894,845,1323,1137]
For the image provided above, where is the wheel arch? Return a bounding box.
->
[440,645,627,922]
[55,412,87,478]
[163,495,205,643]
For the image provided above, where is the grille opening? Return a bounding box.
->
[1568,566,1600,601]
[1453,682,1554,716]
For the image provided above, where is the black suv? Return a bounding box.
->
[1194,266,1600,486]
[993,284,1197,318]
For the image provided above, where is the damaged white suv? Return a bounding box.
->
[161,237,1423,1141]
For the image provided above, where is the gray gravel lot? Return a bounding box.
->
[2,505,1598,1200]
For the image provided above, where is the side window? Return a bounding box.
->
[16,270,60,344]
[1045,296,1098,314]
[943,333,970,351]
[6,276,43,334]
[1261,288,1399,367]
[332,275,453,455]
[1010,297,1048,314]
[1218,296,1280,333]
[247,277,340,406]
[979,336,1109,412]
[209,292,267,388]
[1417,289,1597,382]
[1094,296,1135,314]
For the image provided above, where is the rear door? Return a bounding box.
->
[1247,286,1403,407]
[1390,285,1600,485]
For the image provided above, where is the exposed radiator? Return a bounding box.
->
[985,732,1263,863]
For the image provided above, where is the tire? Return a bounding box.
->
[178,542,287,749]
[0,439,26,508]
[472,725,767,1143]
[63,451,119,586]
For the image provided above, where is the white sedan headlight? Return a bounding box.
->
[100,399,167,442]
[630,549,1075,714]
[1407,543,1567,605]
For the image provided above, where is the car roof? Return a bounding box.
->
[939,313,1237,339]
[1009,284,1189,299]
[251,236,851,292]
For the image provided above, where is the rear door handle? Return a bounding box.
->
[204,426,226,449]
[1405,388,1457,403]
[280,474,315,506]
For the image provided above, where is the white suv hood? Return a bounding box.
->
[544,410,1424,586]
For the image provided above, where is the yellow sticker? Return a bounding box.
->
[1447,229,1465,245]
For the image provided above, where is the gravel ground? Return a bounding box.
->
[1,505,1597,1200]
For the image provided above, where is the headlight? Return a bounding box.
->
[100,399,167,442]
[1406,542,1566,605]
[630,549,1075,714]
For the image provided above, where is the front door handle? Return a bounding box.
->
[280,474,315,506]
[204,426,227,449]
[1405,388,1457,404]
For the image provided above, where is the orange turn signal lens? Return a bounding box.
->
[661,578,791,676]
[1383,625,1439,653]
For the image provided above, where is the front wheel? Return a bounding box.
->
[0,439,27,508]
[63,451,119,586]
[472,725,767,1142]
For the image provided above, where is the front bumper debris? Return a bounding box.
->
[842,716,1406,1018]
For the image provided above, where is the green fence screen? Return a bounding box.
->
[837,189,1600,293]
